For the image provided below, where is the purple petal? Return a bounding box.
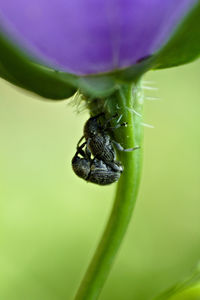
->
[0,0,197,75]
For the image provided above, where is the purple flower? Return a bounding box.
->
[0,0,197,76]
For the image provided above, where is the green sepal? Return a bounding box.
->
[154,1,200,69]
[0,32,77,99]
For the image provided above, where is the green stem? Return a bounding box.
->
[74,82,143,300]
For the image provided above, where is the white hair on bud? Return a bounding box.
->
[141,122,154,128]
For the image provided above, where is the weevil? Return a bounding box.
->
[72,113,139,185]
[78,113,139,171]
[72,144,123,185]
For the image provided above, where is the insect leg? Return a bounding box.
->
[104,114,128,131]
[77,136,85,148]
[112,140,140,152]
[85,138,93,161]
[76,141,87,157]
[108,122,127,130]
[102,113,119,130]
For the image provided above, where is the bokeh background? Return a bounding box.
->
[0,60,200,300]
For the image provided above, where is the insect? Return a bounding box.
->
[72,113,139,185]
[78,113,138,171]
[72,144,123,185]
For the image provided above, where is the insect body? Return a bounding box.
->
[83,114,116,166]
[72,113,139,185]
[72,146,123,185]
[79,113,138,171]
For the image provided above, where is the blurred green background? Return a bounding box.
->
[0,61,200,300]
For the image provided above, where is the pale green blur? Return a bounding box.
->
[0,61,200,300]
[169,285,200,300]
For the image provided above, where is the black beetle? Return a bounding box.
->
[72,113,139,185]
[78,113,139,171]
[72,144,123,185]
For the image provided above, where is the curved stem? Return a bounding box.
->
[74,82,143,300]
